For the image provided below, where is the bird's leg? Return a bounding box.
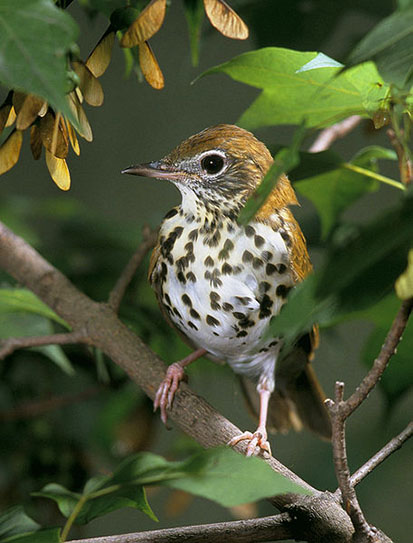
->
[154,348,207,425]
[228,378,272,457]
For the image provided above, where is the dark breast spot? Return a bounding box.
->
[186,271,196,282]
[266,263,277,275]
[254,235,265,248]
[188,228,199,241]
[164,207,178,219]
[245,225,255,237]
[190,308,201,320]
[204,256,214,267]
[181,294,192,306]
[242,250,253,263]
[259,294,273,319]
[222,263,233,274]
[276,284,292,298]
[206,315,220,326]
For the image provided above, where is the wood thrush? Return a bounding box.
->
[123,124,331,456]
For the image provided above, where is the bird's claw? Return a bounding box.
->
[228,430,272,458]
[154,362,186,425]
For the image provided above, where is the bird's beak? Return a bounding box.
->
[121,161,184,182]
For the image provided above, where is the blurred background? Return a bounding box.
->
[0,1,411,541]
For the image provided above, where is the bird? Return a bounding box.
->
[122,124,331,456]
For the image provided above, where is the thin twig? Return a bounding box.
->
[348,421,413,490]
[108,225,158,312]
[0,330,89,360]
[68,513,294,543]
[309,115,362,153]
[343,298,413,418]
[387,128,413,186]
[326,383,374,540]
[0,387,100,422]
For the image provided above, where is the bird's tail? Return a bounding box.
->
[240,341,332,440]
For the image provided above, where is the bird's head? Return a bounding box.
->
[122,124,274,215]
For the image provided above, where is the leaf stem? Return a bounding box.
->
[60,495,88,542]
[342,162,405,190]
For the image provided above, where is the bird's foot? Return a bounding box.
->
[228,429,272,458]
[154,362,187,425]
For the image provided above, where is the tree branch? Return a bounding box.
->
[308,115,362,153]
[0,331,89,360]
[68,513,294,543]
[108,225,158,312]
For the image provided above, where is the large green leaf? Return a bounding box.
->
[317,194,413,310]
[347,8,413,88]
[35,448,310,526]
[0,0,79,121]
[0,288,68,328]
[295,146,396,238]
[1,529,60,543]
[0,507,39,541]
[164,447,311,507]
[202,48,389,129]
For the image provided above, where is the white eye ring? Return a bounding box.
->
[199,150,227,176]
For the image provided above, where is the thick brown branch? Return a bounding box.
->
[0,220,314,494]
[0,331,89,360]
[349,421,413,489]
[68,513,294,543]
[108,225,157,312]
[308,115,362,153]
[343,298,413,418]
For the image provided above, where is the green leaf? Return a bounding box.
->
[1,528,60,543]
[202,48,388,129]
[295,146,396,238]
[164,447,311,506]
[0,0,79,123]
[33,484,80,520]
[0,507,39,541]
[317,194,413,311]
[238,124,306,224]
[395,249,413,300]
[268,274,337,349]
[0,288,68,328]
[347,8,413,88]
[183,0,204,66]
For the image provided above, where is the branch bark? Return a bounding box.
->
[68,513,294,543]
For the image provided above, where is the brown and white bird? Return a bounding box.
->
[123,124,331,456]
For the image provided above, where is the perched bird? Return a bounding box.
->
[123,124,331,456]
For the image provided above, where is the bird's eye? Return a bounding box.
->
[200,154,225,175]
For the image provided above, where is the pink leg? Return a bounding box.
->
[228,380,272,457]
[154,348,207,425]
